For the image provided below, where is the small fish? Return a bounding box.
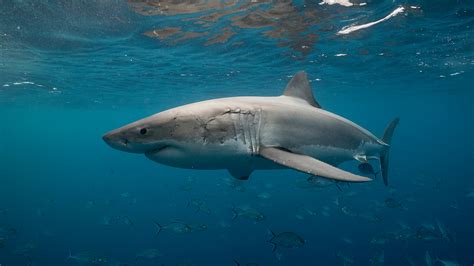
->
[66,251,107,265]
[224,177,246,192]
[111,262,131,266]
[26,255,33,266]
[128,198,137,205]
[84,200,96,209]
[0,225,17,238]
[436,219,451,242]
[0,227,15,248]
[187,199,211,215]
[295,206,316,218]
[358,163,379,179]
[422,223,436,231]
[416,225,441,241]
[398,221,410,229]
[136,248,163,260]
[121,216,134,226]
[333,197,340,206]
[370,235,389,245]
[335,251,354,265]
[393,228,415,241]
[384,198,404,209]
[40,229,55,237]
[175,261,194,266]
[304,208,317,216]
[370,250,384,266]
[425,251,433,266]
[465,191,474,198]
[154,221,191,235]
[275,251,283,261]
[36,208,45,217]
[405,257,417,266]
[358,212,381,223]
[233,259,259,266]
[232,205,265,222]
[187,222,208,233]
[297,176,343,191]
[179,184,193,192]
[153,221,207,236]
[101,215,133,226]
[13,242,36,257]
[257,192,271,200]
[268,230,305,253]
[99,216,112,226]
[449,201,459,210]
[218,221,231,228]
[344,191,358,197]
[405,196,416,202]
[341,237,353,244]
[341,206,357,217]
[437,259,461,266]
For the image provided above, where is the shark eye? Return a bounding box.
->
[139,128,148,135]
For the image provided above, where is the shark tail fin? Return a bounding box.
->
[153,220,163,237]
[66,250,72,261]
[231,204,238,221]
[380,118,400,186]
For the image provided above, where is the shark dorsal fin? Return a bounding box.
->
[283,71,321,108]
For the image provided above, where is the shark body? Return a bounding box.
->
[103,71,399,184]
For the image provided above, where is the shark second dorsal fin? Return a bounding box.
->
[283,71,322,108]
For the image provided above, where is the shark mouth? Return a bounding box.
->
[145,145,170,156]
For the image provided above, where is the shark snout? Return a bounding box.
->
[102,127,160,154]
[102,131,131,152]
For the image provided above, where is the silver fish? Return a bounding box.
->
[268,230,305,253]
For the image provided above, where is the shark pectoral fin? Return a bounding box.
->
[259,147,372,183]
[228,168,252,180]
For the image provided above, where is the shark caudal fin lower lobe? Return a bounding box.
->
[380,118,400,186]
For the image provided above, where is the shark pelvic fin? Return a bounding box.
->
[259,147,371,183]
[283,71,321,108]
[228,167,252,180]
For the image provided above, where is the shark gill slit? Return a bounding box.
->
[249,113,257,154]
[230,112,238,141]
[246,113,254,154]
[229,109,261,155]
[238,112,247,145]
[255,108,262,154]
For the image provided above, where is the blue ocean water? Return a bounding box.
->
[0,0,473,265]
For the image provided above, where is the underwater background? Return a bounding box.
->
[0,0,473,265]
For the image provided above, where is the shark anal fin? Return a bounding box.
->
[259,147,371,183]
[228,168,252,180]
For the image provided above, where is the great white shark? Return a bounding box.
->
[103,71,399,185]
